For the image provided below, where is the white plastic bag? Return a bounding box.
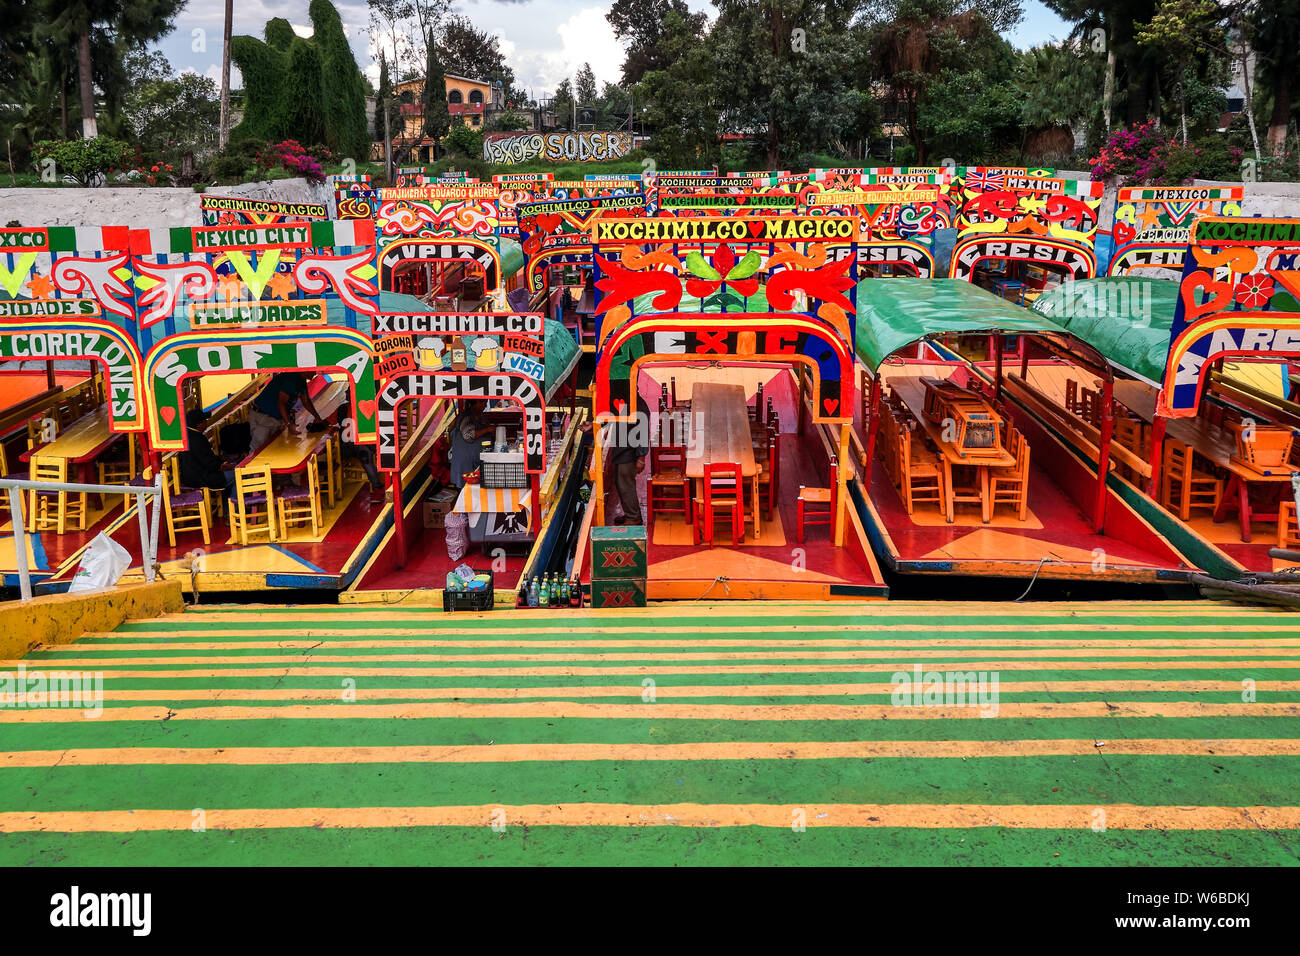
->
[444,512,469,562]
[67,532,132,594]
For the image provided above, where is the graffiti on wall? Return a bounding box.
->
[483,131,636,166]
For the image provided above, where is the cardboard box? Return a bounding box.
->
[423,497,454,529]
[589,576,646,608]
[590,524,647,579]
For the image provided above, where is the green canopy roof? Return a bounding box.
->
[853,278,1079,371]
[501,238,525,279]
[543,317,579,401]
[1029,277,1177,386]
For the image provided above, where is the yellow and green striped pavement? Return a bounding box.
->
[1,600,1299,865]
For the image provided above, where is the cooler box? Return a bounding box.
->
[590,525,647,579]
[589,577,646,608]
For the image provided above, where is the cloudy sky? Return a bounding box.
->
[155,0,1072,97]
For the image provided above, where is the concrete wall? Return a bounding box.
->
[0,580,184,660]
[0,177,331,229]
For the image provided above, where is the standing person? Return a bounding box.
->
[248,371,325,451]
[178,409,235,501]
[448,399,495,488]
[608,394,650,525]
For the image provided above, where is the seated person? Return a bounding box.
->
[448,399,495,488]
[178,409,234,501]
[248,371,325,450]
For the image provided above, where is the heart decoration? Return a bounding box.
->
[823,398,839,416]
[747,220,764,238]
[357,398,378,420]
[160,406,176,425]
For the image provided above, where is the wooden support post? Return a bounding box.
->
[994,338,1004,404]
[862,371,882,484]
[1019,335,1030,380]
[1148,412,1168,499]
[392,467,407,569]
[796,364,805,433]
[1094,377,1114,533]
[530,472,541,536]
[592,421,605,526]
[835,422,849,547]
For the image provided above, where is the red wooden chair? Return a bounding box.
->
[648,446,691,528]
[797,455,837,542]
[692,462,744,547]
[755,424,779,520]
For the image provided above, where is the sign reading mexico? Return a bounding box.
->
[1162,216,1300,416]
[1108,185,1244,276]
[370,312,546,473]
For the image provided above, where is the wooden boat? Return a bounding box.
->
[851,279,1197,584]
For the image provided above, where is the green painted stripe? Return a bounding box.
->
[3,825,1297,867]
[3,715,1298,752]
[4,756,1300,811]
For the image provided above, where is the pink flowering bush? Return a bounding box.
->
[253,139,328,184]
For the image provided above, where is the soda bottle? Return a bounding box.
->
[560,577,570,602]
[539,574,550,607]
[527,576,538,608]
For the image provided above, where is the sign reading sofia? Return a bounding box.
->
[1162,216,1300,417]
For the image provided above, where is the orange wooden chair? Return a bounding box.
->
[1228,422,1296,472]
[1159,441,1223,520]
[648,446,691,528]
[1279,500,1300,549]
[797,455,837,543]
[1064,379,1079,414]
[692,462,744,547]
[990,427,1032,520]
[898,424,944,515]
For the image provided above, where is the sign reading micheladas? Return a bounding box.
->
[188,298,328,327]
[593,216,859,243]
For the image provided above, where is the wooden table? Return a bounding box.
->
[20,406,121,470]
[239,382,349,476]
[684,382,761,539]
[1115,379,1297,541]
[893,376,1015,523]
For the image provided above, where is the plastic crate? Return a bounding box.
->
[443,569,494,612]
[480,451,529,488]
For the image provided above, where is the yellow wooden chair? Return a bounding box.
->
[26,416,55,452]
[162,457,213,547]
[229,467,277,544]
[28,455,87,535]
[318,431,343,509]
[97,433,137,487]
[278,456,323,539]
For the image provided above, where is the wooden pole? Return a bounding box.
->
[862,370,882,484]
[994,337,1004,404]
[1148,412,1168,499]
[592,420,604,526]
[835,423,849,547]
[1019,335,1030,380]
[1093,377,1114,532]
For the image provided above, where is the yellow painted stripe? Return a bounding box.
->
[3,803,1299,832]
[19,648,1300,667]
[5,738,1300,768]
[76,624,1300,638]
[8,660,1298,679]
[42,679,1300,701]
[46,638,1300,652]
[2,701,1297,723]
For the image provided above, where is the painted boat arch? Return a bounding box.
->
[949,235,1096,283]
[593,312,855,425]
[377,237,502,295]
[143,326,378,451]
[1106,186,1244,277]
[827,240,936,278]
[0,316,146,431]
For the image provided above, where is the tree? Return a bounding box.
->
[1018,41,1106,151]
[552,78,575,131]
[219,0,232,149]
[1251,0,1300,149]
[121,50,221,161]
[32,0,186,138]
[1136,0,1225,144]
[636,9,721,167]
[574,63,598,110]
[607,0,708,84]
[422,38,451,146]
[437,15,521,101]
[230,1,369,157]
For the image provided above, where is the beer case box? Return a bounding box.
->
[423,498,454,528]
[589,576,646,609]
[590,524,647,580]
